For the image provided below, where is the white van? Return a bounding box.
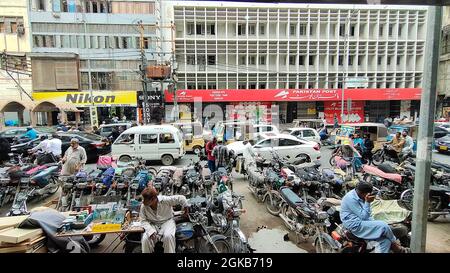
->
[111,125,185,166]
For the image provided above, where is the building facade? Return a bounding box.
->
[168,1,427,124]
[28,0,171,125]
[0,0,34,127]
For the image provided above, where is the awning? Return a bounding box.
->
[0,100,35,112]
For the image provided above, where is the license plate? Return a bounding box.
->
[440,146,448,151]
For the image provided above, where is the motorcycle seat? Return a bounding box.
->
[344,230,365,243]
[280,187,303,208]
[362,165,402,184]
[116,183,127,189]
[378,163,397,174]
[63,183,73,189]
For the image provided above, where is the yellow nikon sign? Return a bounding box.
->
[33,91,137,107]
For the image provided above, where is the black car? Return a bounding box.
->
[0,127,56,144]
[11,132,111,163]
[436,135,450,154]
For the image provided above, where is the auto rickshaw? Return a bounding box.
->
[335,123,388,150]
[171,121,205,154]
[213,120,256,145]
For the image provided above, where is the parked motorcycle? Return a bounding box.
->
[315,198,411,253]
[372,144,414,166]
[7,163,61,216]
[400,185,450,221]
[362,163,414,200]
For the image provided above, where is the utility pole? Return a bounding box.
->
[171,21,178,122]
[411,5,442,253]
[138,20,150,125]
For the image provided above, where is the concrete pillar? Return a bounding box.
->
[30,111,37,127]
[75,112,80,127]
[46,112,53,126]
[18,110,24,127]
[0,112,4,131]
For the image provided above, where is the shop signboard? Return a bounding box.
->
[164,88,421,102]
[32,91,137,107]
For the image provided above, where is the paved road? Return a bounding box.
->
[2,148,449,253]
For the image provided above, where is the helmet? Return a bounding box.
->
[217,182,228,194]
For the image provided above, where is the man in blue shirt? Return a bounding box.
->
[21,127,38,140]
[340,182,409,253]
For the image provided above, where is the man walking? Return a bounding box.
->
[205,137,217,173]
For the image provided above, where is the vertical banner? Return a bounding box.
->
[89,107,98,128]
[142,102,152,124]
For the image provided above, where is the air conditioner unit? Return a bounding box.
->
[16,24,25,36]
[52,12,61,18]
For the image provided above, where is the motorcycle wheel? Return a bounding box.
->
[372,151,384,166]
[329,156,336,167]
[83,234,106,247]
[314,235,338,253]
[201,237,231,253]
[427,197,441,222]
[264,191,282,216]
[48,177,60,195]
[399,189,414,211]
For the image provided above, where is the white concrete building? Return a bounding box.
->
[166,1,428,123]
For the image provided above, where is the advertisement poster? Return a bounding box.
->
[324,101,365,124]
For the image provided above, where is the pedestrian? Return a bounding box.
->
[334,114,339,129]
[362,133,374,164]
[61,138,87,176]
[0,136,11,164]
[205,137,217,173]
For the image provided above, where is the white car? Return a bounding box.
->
[227,132,321,163]
[281,127,321,144]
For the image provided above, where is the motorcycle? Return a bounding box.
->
[400,185,450,221]
[7,163,61,216]
[207,191,252,253]
[315,198,411,253]
[372,144,414,166]
[277,187,332,245]
[362,163,414,200]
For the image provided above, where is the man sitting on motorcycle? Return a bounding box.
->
[340,182,410,253]
[140,186,189,253]
[386,132,405,159]
[29,135,51,164]
[401,130,414,160]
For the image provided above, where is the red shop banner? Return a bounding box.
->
[164,88,421,103]
[324,101,365,124]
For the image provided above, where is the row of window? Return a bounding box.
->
[185,80,419,90]
[34,0,155,15]
[185,22,402,37]
[0,17,24,34]
[33,35,153,49]
[184,54,404,66]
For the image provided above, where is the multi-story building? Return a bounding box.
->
[438,6,450,120]
[28,0,170,125]
[168,1,427,124]
[0,0,34,128]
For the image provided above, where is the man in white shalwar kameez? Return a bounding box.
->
[139,187,188,253]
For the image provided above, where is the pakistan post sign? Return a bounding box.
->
[32,91,137,107]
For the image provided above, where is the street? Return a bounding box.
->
[2,147,449,253]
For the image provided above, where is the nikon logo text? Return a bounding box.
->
[66,94,116,104]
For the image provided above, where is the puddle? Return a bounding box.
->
[247,228,307,253]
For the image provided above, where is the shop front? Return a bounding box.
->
[164,88,422,125]
[32,91,138,127]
